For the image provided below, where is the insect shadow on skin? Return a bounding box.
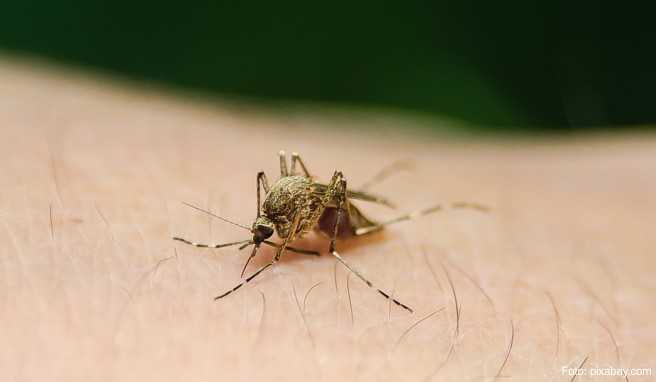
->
[173,150,489,313]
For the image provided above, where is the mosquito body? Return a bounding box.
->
[174,151,487,313]
[255,174,326,242]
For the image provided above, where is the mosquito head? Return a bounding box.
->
[252,216,274,244]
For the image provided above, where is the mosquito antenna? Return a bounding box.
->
[181,201,252,231]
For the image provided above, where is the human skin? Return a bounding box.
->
[0,57,654,381]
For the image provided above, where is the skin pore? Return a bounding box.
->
[0,58,654,381]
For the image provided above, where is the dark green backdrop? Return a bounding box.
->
[1,1,653,129]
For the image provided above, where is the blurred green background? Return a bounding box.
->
[1,1,653,130]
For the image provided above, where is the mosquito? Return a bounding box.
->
[173,150,487,313]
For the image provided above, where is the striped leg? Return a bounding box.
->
[173,236,318,256]
[262,240,320,256]
[354,202,489,236]
[215,213,301,300]
[240,170,273,276]
[328,172,414,313]
[173,236,251,249]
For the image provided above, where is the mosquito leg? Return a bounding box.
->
[359,159,414,191]
[354,202,489,236]
[328,172,347,251]
[290,152,312,177]
[215,213,301,300]
[279,150,288,177]
[262,240,320,256]
[258,171,271,193]
[243,170,272,275]
[330,250,413,313]
[257,171,270,217]
[328,172,413,313]
[173,236,252,249]
[238,240,318,256]
[343,159,414,207]
[215,260,276,299]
